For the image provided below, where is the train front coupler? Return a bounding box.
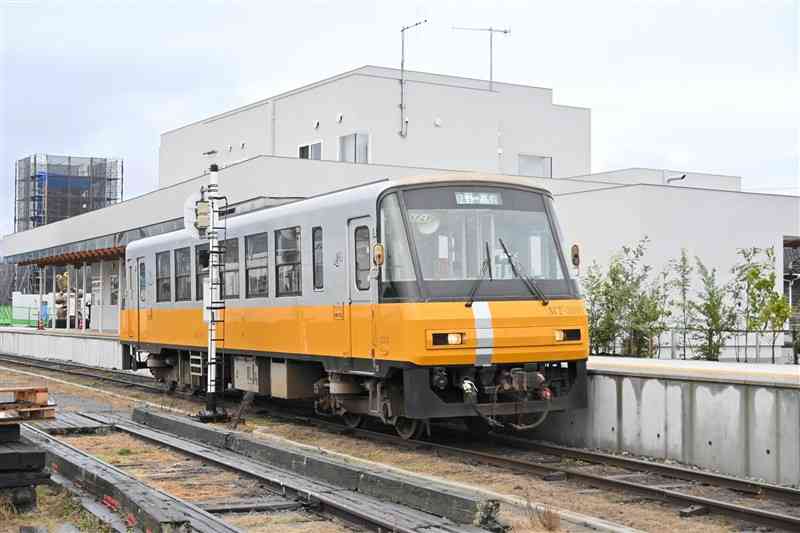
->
[461,370,553,431]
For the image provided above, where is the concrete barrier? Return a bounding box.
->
[530,356,800,486]
[0,326,124,369]
[132,407,501,527]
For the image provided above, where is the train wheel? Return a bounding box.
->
[394,417,420,440]
[342,413,364,429]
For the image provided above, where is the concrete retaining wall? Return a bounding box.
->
[532,357,800,486]
[0,327,124,369]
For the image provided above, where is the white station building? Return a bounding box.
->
[1,65,798,342]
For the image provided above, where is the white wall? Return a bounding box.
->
[159,103,272,187]
[556,184,800,287]
[568,168,742,192]
[5,156,563,258]
[158,66,591,187]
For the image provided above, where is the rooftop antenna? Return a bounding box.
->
[452,26,510,91]
[399,18,427,137]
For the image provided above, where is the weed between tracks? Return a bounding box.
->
[512,493,560,532]
[0,485,110,533]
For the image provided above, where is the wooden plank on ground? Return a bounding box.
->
[0,469,50,489]
[0,425,20,443]
[0,442,45,471]
[0,406,57,425]
[28,412,111,435]
[197,496,303,514]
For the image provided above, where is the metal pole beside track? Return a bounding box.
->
[198,162,227,422]
[208,164,218,415]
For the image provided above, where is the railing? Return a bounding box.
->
[0,305,41,327]
[591,328,800,364]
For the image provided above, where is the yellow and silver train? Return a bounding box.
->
[121,175,588,438]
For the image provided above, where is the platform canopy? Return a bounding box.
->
[17,245,125,267]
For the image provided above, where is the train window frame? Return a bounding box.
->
[275,226,302,297]
[221,238,240,300]
[155,251,171,303]
[195,243,209,301]
[312,226,324,290]
[354,225,371,291]
[174,247,191,301]
[245,233,269,298]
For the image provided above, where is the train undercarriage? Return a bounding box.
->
[132,346,587,439]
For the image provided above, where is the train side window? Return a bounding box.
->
[195,244,208,301]
[138,261,146,303]
[174,247,191,301]
[312,227,323,290]
[222,238,239,299]
[275,227,302,297]
[354,225,370,290]
[155,251,171,302]
[245,233,268,298]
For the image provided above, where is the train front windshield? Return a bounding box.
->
[379,185,579,301]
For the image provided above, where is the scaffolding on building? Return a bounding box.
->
[10,154,123,297]
[14,154,123,233]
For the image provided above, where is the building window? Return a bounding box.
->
[299,142,322,160]
[195,244,208,301]
[174,247,191,301]
[339,133,368,163]
[109,261,119,305]
[156,251,171,302]
[138,261,146,303]
[245,233,269,298]
[518,154,552,178]
[275,227,301,296]
[222,238,239,299]
[354,225,370,290]
[312,227,323,290]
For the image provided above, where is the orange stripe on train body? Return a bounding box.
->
[120,299,588,366]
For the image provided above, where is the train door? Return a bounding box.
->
[124,257,145,346]
[347,217,375,359]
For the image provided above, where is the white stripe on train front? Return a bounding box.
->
[471,301,494,366]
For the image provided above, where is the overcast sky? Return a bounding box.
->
[1,0,798,238]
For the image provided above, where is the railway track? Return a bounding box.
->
[3,355,491,532]
[3,352,800,531]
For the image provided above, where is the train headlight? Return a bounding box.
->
[432,332,464,345]
[554,329,581,342]
[447,333,463,345]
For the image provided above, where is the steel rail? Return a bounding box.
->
[491,435,800,505]
[5,352,799,530]
[84,412,487,533]
[315,422,800,531]
[22,423,243,533]
[0,352,166,392]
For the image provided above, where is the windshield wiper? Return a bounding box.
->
[466,241,493,308]
[497,238,550,306]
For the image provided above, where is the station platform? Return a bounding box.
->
[0,326,123,369]
[537,356,800,486]
[588,355,800,389]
